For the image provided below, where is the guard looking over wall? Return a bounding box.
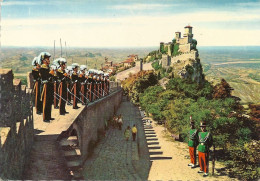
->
[79,65,87,104]
[32,56,42,115]
[71,63,80,109]
[38,52,53,122]
[56,58,68,115]
[66,66,73,105]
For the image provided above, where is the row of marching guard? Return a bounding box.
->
[32,52,110,122]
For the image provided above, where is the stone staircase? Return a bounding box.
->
[22,105,84,180]
[141,111,172,161]
[59,135,83,179]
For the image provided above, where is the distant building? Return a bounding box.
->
[127,54,138,62]
[122,58,135,68]
[160,25,195,54]
[104,57,113,67]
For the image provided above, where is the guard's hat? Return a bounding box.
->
[51,64,58,70]
[80,65,87,71]
[88,69,95,74]
[32,57,39,66]
[71,63,79,69]
[190,115,195,125]
[65,66,73,74]
[38,52,51,65]
[200,121,207,127]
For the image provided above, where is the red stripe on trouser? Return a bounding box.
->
[59,83,63,112]
[189,147,196,164]
[73,84,76,107]
[198,151,209,173]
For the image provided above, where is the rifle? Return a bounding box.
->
[79,92,90,103]
[212,144,216,175]
[86,87,100,99]
[54,92,72,105]
[67,88,86,105]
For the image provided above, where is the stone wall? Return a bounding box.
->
[171,50,198,65]
[63,89,122,162]
[161,54,171,68]
[179,43,191,53]
[0,69,34,180]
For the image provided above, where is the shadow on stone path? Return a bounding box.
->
[83,96,151,180]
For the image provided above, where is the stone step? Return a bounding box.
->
[149,150,163,155]
[64,149,81,157]
[150,155,172,160]
[60,138,78,147]
[148,145,161,149]
[145,132,156,135]
[66,159,81,169]
[144,127,153,129]
[145,135,157,138]
[147,141,159,145]
[146,138,158,142]
[65,154,81,161]
[69,170,83,179]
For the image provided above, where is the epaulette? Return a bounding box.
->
[32,68,38,71]
[41,64,48,69]
[57,69,63,73]
[73,72,77,75]
[49,70,55,75]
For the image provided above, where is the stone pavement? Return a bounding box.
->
[23,104,85,179]
[83,96,151,180]
[116,62,153,81]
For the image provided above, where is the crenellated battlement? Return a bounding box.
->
[0,69,34,179]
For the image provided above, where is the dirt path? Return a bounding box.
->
[147,119,237,181]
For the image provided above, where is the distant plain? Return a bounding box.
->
[1,46,259,104]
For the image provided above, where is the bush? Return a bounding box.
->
[152,61,162,71]
[226,140,260,180]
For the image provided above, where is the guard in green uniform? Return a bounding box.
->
[197,121,213,177]
[188,116,198,168]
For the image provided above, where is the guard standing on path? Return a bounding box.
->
[57,58,68,115]
[32,57,42,115]
[188,116,198,168]
[197,121,213,177]
[132,124,138,141]
[38,52,53,122]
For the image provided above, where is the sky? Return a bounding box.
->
[1,0,260,47]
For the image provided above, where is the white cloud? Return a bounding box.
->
[2,10,260,47]
[108,3,176,10]
[2,1,39,6]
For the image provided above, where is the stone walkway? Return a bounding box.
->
[116,62,153,81]
[147,119,237,181]
[83,96,151,180]
[23,104,85,179]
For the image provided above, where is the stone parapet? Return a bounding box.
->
[0,68,34,180]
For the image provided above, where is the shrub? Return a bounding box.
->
[226,140,260,180]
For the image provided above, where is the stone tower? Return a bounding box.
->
[183,25,193,43]
[175,32,181,40]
